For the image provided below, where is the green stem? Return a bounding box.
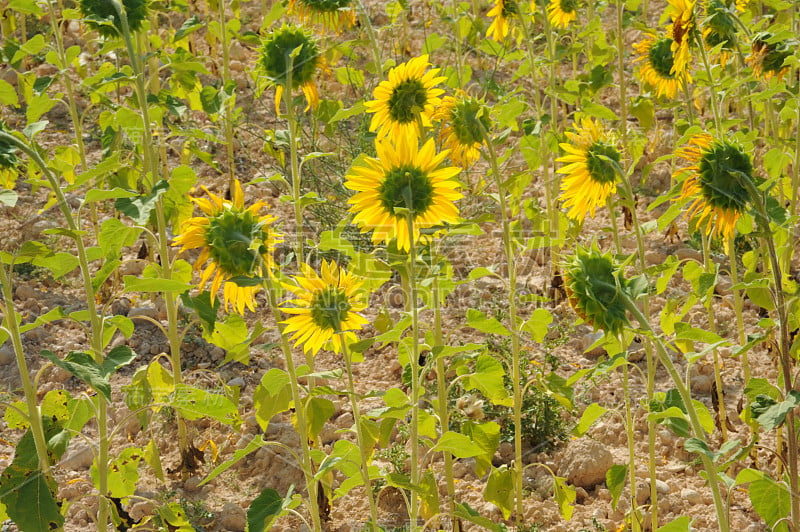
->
[356,0,383,75]
[217,0,236,190]
[483,132,524,522]
[264,275,322,532]
[450,0,463,87]
[727,236,748,377]
[623,361,641,532]
[432,262,457,530]
[622,297,730,532]
[0,266,53,480]
[700,233,729,441]
[695,30,723,134]
[404,212,422,530]
[341,337,379,531]
[616,0,629,152]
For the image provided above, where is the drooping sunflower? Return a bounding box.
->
[79,0,148,36]
[173,180,282,315]
[747,32,792,81]
[673,133,754,242]
[547,0,578,29]
[703,0,738,65]
[280,260,368,355]
[433,92,491,168]
[665,0,695,77]
[557,118,621,222]
[345,134,462,252]
[564,245,632,336]
[0,121,19,189]
[259,25,321,115]
[633,35,691,99]
[364,55,447,142]
[287,0,356,32]
[486,0,519,42]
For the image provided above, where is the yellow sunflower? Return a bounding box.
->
[173,180,282,315]
[287,0,356,32]
[547,0,578,29]
[665,0,695,77]
[557,118,621,222]
[433,92,490,168]
[487,0,518,42]
[633,35,691,99]
[364,55,447,142]
[673,133,753,241]
[280,260,368,355]
[345,134,462,252]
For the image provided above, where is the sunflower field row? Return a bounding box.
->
[0,0,798,530]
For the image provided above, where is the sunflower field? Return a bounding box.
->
[0,0,798,529]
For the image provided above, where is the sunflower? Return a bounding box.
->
[433,92,490,168]
[564,246,632,335]
[345,134,462,252]
[703,0,737,64]
[557,118,621,222]
[280,260,368,355]
[364,55,447,142]
[547,0,578,29]
[747,33,792,81]
[287,0,356,32]
[259,25,321,115]
[79,0,148,36]
[486,0,519,42]
[673,133,753,241]
[173,180,281,315]
[633,35,691,99]
[665,0,695,77]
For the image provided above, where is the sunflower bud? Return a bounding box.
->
[564,246,632,336]
[259,25,320,113]
[434,93,490,168]
[79,0,148,37]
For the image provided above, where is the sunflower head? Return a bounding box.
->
[748,33,792,80]
[364,55,447,141]
[435,93,491,167]
[287,0,356,32]
[634,35,690,99]
[487,0,519,41]
[280,260,368,355]
[259,25,320,88]
[547,0,578,29]
[564,245,631,336]
[675,134,754,241]
[173,180,282,314]
[79,0,148,36]
[345,134,462,252]
[557,118,621,221]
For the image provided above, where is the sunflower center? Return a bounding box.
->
[379,165,435,217]
[310,287,351,331]
[559,0,577,13]
[451,100,491,146]
[502,0,519,16]
[585,141,621,184]
[388,79,429,124]
[205,209,265,278]
[698,143,752,211]
[649,38,677,78]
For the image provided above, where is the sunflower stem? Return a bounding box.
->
[607,195,622,255]
[217,0,237,192]
[622,357,642,532]
[340,336,379,531]
[432,253,458,531]
[700,232,729,442]
[404,211,422,530]
[694,29,724,134]
[264,275,323,532]
[0,264,54,483]
[356,0,383,75]
[622,295,730,532]
[483,129,525,523]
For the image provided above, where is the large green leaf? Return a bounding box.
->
[432,431,483,459]
[460,354,513,406]
[606,464,627,511]
[483,466,514,520]
[465,308,511,336]
[247,487,284,532]
[749,476,790,531]
[253,369,293,431]
[169,384,239,425]
[41,350,112,400]
[115,180,169,225]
